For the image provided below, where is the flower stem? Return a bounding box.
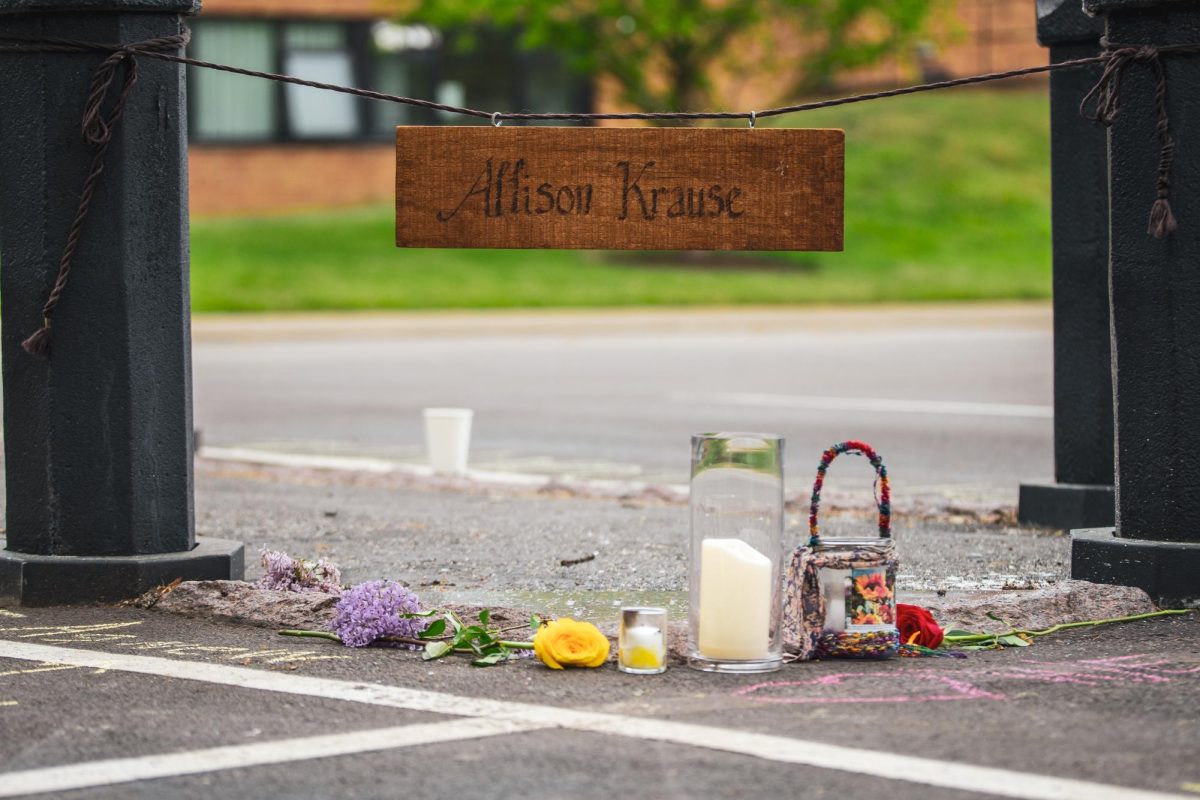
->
[278,628,535,652]
[279,629,342,642]
[1021,608,1189,636]
[380,635,430,647]
[942,608,1190,646]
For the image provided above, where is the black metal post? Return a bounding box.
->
[0,0,243,605]
[1019,0,1115,531]
[1072,0,1200,606]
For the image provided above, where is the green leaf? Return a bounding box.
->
[400,609,439,618]
[422,641,453,660]
[479,609,490,625]
[998,634,1031,647]
[943,629,977,638]
[530,614,543,632]
[471,651,508,667]
[419,619,447,639]
[462,626,494,645]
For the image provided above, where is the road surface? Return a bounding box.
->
[1,604,1196,800]
[193,303,1053,505]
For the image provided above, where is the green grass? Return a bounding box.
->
[189,89,1050,312]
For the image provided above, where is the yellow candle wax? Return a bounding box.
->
[620,625,666,670]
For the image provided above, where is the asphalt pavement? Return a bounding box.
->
[1,603,1197,799]
[191,303,1053,503]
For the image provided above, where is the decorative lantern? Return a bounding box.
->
[783,440,900,660]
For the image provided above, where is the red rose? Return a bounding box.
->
[897,604,944,649]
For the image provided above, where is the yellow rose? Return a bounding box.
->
[533,618,611,669]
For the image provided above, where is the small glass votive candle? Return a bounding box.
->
[618,607,668,674]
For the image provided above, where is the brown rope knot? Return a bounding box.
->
[1080,41,1189,239]
[81,49,138,146]
[16,30,189,358]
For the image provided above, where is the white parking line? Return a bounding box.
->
[0,640,1186,800]
[0,718,543,798]
[675,391,1054,419]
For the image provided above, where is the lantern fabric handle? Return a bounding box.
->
[808,440,891,545]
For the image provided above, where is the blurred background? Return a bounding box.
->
[185,0,1050,312]
[185,0,1055,502]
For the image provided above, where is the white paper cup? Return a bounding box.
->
[423,408,473,474]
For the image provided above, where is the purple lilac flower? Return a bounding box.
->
[257,548,342,594]
[329,580,429,648]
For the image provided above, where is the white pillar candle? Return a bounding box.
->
[826,593,847,632]
[697,538,772,660]
[821,569,850,632]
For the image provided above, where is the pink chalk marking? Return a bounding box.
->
[1078,655,1200,677]
[734,672,1005,705]
[733,654,1200,705]
[997,655,1200,686]
[1000,667,1115,687]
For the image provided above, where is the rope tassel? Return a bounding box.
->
[20,319,53,359]
[1081,42,1185,240]
[1150,194,1178,238]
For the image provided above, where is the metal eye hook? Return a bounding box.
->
[748,110,756,129]
[492,112,503,127]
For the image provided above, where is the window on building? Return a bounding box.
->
[524,50,582,127]
[187,18,592,143]
[282,23,360,139]
[190,20,276,140]
[370,22,440,133]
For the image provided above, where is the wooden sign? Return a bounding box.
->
[395,126,843,251]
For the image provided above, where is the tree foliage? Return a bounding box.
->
[405,0,940,114]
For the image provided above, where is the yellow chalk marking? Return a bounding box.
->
[0,662,110,678]
[43,634,139,644]
[1,622,142,639]
[124,642,241,655]
[0,625,348,670]
[0,700,17,707]
[161,645,249,657]
[114,641,348,665]
[120,641,186,651]
[0,610,26,619]
[0,663,81,678]
[1180,783,1200,794]
[254,650,350,665]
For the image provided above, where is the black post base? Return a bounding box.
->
[0,537,244,606]
[1071,527,1200,608]
[1019,481,1115,530]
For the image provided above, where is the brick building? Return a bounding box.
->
[189,0,1042,216]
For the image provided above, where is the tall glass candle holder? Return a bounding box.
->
[688,432,785,673]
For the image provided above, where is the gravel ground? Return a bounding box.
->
[192,462,1069,617]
